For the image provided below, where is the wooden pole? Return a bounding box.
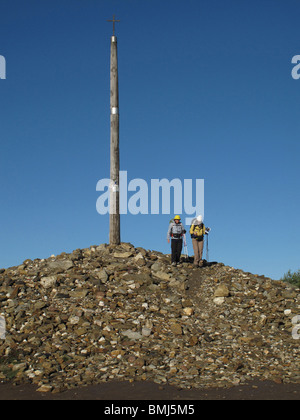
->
[109,31,121,245]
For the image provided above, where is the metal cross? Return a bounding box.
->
[107,15,120,36]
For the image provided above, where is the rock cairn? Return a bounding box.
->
[0,243,299,393]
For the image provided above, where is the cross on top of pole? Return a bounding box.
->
[107,15,120,36]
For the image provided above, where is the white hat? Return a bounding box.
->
[196,215,203,223]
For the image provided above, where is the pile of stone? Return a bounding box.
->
[0,242,299,393]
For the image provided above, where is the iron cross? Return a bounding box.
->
[107,15,120,36]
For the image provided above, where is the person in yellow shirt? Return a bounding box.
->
[190,215,206,267]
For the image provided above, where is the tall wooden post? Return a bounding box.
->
[107,16,121,245]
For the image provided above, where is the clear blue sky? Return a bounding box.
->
[0,0,299,280]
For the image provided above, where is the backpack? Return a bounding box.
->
[190,222,205,241]
[169,220,184,239]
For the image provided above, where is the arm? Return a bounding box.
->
[167,223,173,241]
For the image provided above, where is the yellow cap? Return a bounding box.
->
[174,215,181,220]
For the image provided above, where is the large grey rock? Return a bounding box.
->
[46,260,74,273]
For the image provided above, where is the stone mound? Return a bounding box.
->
[0,242,299,393]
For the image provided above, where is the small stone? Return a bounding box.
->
[214,284,230,298]
[142,327,152,337]
[70,289,89,298]
[151,262,163,272]
[170,323,182,335]
[96,269,109,283]
[153,271,171,281]
[113,252,133,259]
[214,297,225,305]
[36,385,53,393]
[75,327,87,336]
[183,307,194,316]
[189,336,199,346]
[47,260,73,273]
[111,350,125,358]
[284,309,292,316]
[40,276,57,289]
[12,363,28,372]
[68,315,80,325]
[33,301,47,310]
[121,330,143,340]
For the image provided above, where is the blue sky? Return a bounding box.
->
[0,0,299,280]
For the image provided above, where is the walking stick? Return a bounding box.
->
[206,233,209,262]
[183,234,189,262]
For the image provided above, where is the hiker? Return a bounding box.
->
[190,215,208,267]
[167,215,186,266]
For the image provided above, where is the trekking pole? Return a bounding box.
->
[183,234,189,262]
[206,233,209,262]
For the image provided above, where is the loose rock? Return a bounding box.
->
[0,243,299,392]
